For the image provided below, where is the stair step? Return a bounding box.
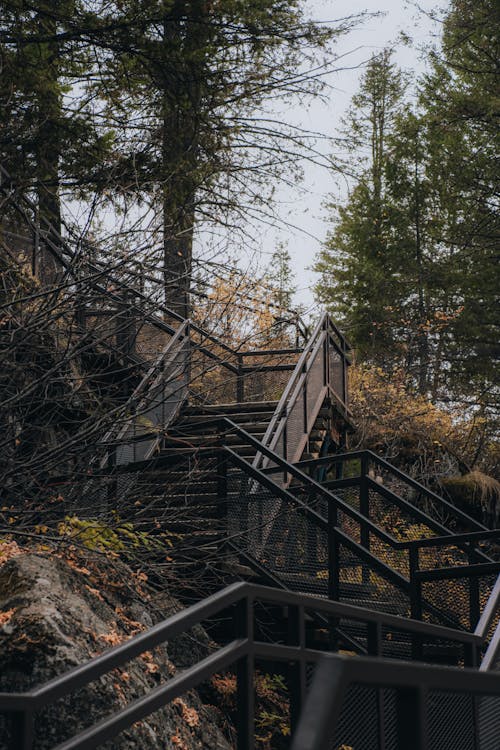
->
[175,416,272,430]
[170,427,268,440]
[182,401,278,414]
[164,434,262,446]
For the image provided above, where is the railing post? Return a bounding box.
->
[283,423,288,484]
[464,641,479,668]
[396,686,427,750]
[302,364,308,435]
[341,336,348,406]
[360,455,370,583]
[323,324,329,390]
[306,487,318,573]
[237,354,244,403]
[328,499,340,650]
[216,447,228,535]
[468,544,481,630]
[367,622,386,750]
[328,501,339,601]
[288,604,306,735]
[235,596,254,750]
[10,710,34,750]
[409,547,423,661]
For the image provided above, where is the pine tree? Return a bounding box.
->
[90,0,357,315]
[314,50,408,369]
[0,1,114,279]
[315,5,499,410]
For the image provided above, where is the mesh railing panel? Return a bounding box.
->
[329,347,345,405]
[328,686,493,750]
[306,346,324,424]
[330,684,380,750]
[114,336,190,464]
[338,540,411,618]
[421,573,497,631]
[370,534,410,579]
[242,351,299,403]
[189,346,238,405]
[428,691,476,750]
[227,467,329,598]
[368,488,437,543]
[285,394,306,463]
[365,457,475,534]
[478,695,500,750]
[228,457,417,620]
[134,319,171,360]
[418,542,470,571]
[241,367,290,402]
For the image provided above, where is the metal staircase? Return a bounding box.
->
[81,309,499,661]
[2,164,499,748]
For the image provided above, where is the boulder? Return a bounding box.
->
[0,548,233,749]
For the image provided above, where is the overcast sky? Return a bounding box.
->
[254,0,442,315]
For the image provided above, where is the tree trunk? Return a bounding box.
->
[161,0,206,320]
[413,130,429,395]
[35,8,62,286]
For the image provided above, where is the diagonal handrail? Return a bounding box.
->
[220,421,492,556]
[0,583,487,750]
[211,418,498,631]
[97,319,191,467]
[293,450,488,532]
[291,652,500,750]
[252,313,351,476]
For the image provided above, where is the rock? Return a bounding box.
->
[0,552,233,749]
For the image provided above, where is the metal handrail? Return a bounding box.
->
[220,420,490,557]
[415,562,500,582]
[0,582,487,750]
[291,653,500,750]
[294,449,488,532]
[97,320,190,466]
[254,315,326,464]
[225,445,412,594]
[42,412,496,634]
[212,418,498,631]
[402,528,500,550]
[252,313,350,474]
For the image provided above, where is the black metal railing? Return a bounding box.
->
[205,421,500,634]
[0,583,490,750]
[253,313,351,482]
[38,416,499,639]
[97,320,191,466]
[291,651,500,750]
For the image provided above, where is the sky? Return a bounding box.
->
[248,0,442,316]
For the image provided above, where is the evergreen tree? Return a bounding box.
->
[419,0,499,407]
[0,1,114,279]
[315,3,498,411]
[314,50,408,370]
[90,0,356,315]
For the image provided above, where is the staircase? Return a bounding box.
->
[3,161,499,750]
[165,401,280,459]
[86,308,498,647]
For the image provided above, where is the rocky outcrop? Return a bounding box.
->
[0,546,233,749]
